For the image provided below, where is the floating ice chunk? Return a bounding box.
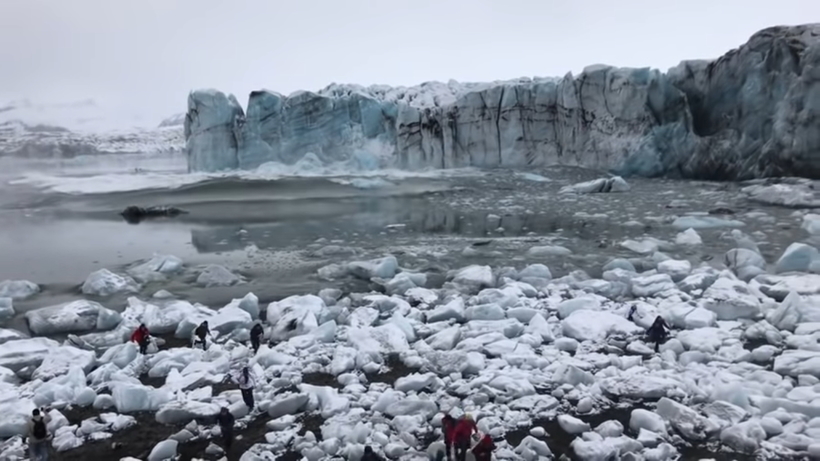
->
[803,214,820,235]
[223,292,259,319]
[766,292,820,331]
[655,397,719,441]
[348,255,399,280]
[675,228,702,246]
[82,269,140,296]
[630,409,667,435]
[527,245,572,257]
[267,295,325,341]
[557,415,590,434]
[450,265,495,293]
[700,278,761,320]
[562,310,643,342]
[0,337,59,371]
[560,176,629,194]
[621,238,663,255]
[0,298,13,320]
[0,280,39,299]
[672,216,744,230]
[383,272,426,296]
[743,183,820,208]
[148,439,178,461]
[632,274,675,298]
[196,264,240,287]
[678,269,719,293]
[127,254,183,283]
[26,300,121,335]
[518,264,552,281]
[657,259,691,282]
[756,274,820,300]
[724,248,766,279]
[775,243,820,274]
[426,326,461,351]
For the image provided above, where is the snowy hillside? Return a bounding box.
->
[0,99,184,158]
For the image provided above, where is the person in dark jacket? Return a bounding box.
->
[27,407,52,461]
[453,415,478,461]
[361,445,384,461]
[441,414,456,461]
[131,324,151,354]
[647,315,670,352]
[627,305,637,322]
[249,323,264,354]
[193,321,210,350]
[471,434,495,461]
[217,407,235,450]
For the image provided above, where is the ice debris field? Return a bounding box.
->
[5,225,820,460]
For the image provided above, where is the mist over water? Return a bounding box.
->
[1,150,811,316]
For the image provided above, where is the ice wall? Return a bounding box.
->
[185,24,820,180]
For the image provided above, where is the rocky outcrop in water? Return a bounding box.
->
[185,24,820,180]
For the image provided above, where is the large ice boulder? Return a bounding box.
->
[196,265,240,287]
[127,254,184,283]
[0,280,39,299]
[560,176,630,194]
[266,295,325,341]
[775,243,820,274]
[110,382,172,413]
[0,337,59,371]
[562,310,643,342]
[26,300,122,335]
[82,269,140,296]
[347,255,399,280]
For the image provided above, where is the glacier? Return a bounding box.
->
[185,24,820,180]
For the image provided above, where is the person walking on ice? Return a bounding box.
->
[225,366,257,410]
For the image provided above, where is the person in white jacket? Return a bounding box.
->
[229,366,256,410]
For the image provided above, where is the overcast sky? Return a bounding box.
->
[0,0,815,127]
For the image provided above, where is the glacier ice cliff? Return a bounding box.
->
[185,24,820,180]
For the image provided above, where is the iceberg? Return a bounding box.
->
[185,25,820,181]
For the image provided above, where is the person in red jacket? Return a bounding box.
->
[441,414,456,461]
[471,434,495,461]
[131,324,151,354]
[453,414,478,461]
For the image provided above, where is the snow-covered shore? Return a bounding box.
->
[2,229,820,460]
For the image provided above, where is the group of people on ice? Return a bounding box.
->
[20,301,665,461]
[127,320,262,453]
[439,414,496,461]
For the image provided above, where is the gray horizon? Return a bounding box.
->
[0,0,815,127]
